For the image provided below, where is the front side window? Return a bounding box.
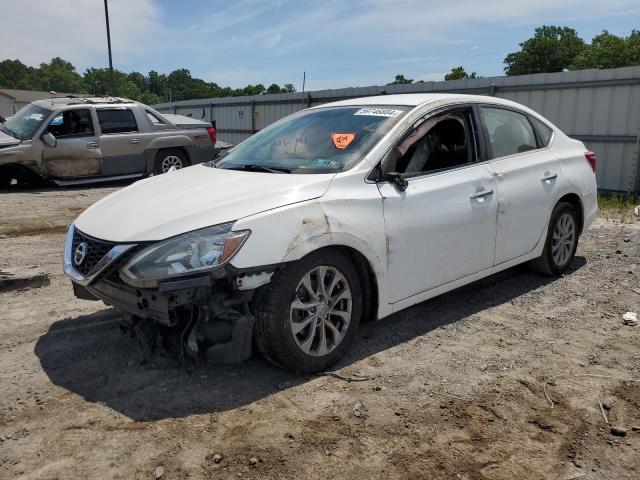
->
[97,108,138,134]
[3,104,52,140]
[480,107,537,159]
[384,108,475,175]
[47,109,95,137]
[215,105,410,173]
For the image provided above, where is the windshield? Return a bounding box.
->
[214,105,410,173]
[4,104,52,141]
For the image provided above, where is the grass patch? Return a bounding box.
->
[598,193,639,223]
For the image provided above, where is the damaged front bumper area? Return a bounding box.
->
[63,224,274,364]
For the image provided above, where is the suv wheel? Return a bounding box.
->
[254,249,363,373]
[154,149,189,174]
[530,201,579,275]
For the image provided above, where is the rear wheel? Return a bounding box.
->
[530,201,579,275]
[254,249,362,373]
[153,148,189,175]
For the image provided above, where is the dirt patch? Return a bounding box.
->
[0,184,639,479]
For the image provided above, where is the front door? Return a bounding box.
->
[41,108,102,178]
[478,106,560,265]
[377,105,498,303]
[96,107,147,175]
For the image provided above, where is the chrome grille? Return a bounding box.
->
[71,229,115,276]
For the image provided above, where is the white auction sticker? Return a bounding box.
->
[354,107,403,117]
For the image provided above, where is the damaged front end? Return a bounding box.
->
[63,223,274,364]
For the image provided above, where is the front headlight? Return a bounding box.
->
[120,223,249,288]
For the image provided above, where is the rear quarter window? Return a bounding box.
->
[529,116,554,147]
[97,109,138,134]
[146,110,166,126]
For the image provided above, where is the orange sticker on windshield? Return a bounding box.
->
[332,132,356,149]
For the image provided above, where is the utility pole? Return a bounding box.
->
[302,71,306,93]
[104,0,115,96]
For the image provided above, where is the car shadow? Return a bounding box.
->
[35,258,586,421]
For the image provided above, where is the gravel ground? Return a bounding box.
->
[0,184,639,480]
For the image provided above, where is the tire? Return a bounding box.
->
[153,148,189,175]
[254,248,363,373]
[530,201,579,276]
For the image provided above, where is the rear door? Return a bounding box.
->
[96,107,147,175]
[378,104,499,303]
[41,108,102,178]
[478,105,560,265]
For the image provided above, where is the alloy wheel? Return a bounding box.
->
[289,265,352,357]
[551,212,575,266]
[161,155,184,173]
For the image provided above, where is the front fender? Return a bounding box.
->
[231,198,388,305]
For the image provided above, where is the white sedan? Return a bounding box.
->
[64,93,598,372]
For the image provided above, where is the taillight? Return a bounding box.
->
[206,126,217,145]
[585,151,596,173]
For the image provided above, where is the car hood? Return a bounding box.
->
[75,165,335,242]
[0,129,20,148]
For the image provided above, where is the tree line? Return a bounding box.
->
[1,26,638,102]
[389,26,640,83]
[0,57,296,104]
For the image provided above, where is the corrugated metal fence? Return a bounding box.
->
[154,66,640,193]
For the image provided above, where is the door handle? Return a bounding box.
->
[470,188,494,200]
[87,142,98,149]
[129,138,140,144]
[541,173,557,182]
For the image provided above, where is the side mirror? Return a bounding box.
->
[382,172,409,192]
[41,132,57,148]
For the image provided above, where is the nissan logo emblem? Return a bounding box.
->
[74,242,88,266]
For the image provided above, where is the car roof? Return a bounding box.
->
[31,96,137,109]
[315,93,523,109]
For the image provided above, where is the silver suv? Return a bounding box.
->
[0,96,222,187]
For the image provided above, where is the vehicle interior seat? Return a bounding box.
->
[422,118,468,171]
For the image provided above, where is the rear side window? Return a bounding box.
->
[480,107,537,159]
[529,116,554,147]
[97,109,138,134]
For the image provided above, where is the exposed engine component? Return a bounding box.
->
[120,287,255,365]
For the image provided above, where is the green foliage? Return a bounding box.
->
[282,83,296,93]
[444,66,478,81]
[0,57,297,103]
[0,59,39,90]
[504,26,640,76]
[388,74,413,85]
[597,193,639,224]
[571,30,640,69]
[504,26,586,75]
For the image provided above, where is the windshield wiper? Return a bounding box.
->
[226,164,291,174]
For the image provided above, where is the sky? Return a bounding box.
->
[1,0,639,91]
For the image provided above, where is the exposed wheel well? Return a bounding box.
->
[0,164,44,187]
[557,193,584,235]
[156,146,190,164]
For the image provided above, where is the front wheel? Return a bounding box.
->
[253,249,363,373]
[153,149,189,175]
[530,201,579,275]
